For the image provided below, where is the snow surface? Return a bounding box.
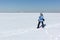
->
[0,13,60,40]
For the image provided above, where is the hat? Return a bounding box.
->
[40,13,43,16]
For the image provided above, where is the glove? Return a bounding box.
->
[43,19,45,21]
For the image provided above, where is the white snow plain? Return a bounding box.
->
[0,13,60,40]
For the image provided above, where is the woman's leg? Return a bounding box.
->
[37,21,40,28]
[42,21,44,28]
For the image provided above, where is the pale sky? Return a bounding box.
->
[0,0,60,13]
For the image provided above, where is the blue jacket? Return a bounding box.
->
[38,16,44,22]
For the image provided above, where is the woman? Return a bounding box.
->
[37,13,45,28]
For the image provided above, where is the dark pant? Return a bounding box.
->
[37,21,44,28]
